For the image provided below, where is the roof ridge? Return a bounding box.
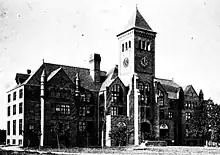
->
[44,62,90,71]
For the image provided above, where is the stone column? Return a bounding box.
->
[105,115,111,147]
[134,74,139,145]
[153,80,159,140]
[40,69,45,147]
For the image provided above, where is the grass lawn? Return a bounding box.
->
[28,146,220,154]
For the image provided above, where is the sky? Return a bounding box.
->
[0,0,220,129]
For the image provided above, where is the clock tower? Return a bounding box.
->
[117,7,156,78]
[117,7,159,145]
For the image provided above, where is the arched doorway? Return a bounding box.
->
[160,124,169,139]
[141,122,151,140]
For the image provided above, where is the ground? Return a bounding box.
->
[1,145,220,154]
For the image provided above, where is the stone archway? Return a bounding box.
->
[141,122,151,140]
[160,123,169,139]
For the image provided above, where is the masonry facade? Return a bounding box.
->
[6,7,206,147]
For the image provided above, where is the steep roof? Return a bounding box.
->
[25,62,106,91]
[123,7,153,33]
[155,78,181,99]
[15,73,30,84]
[100,65,118,91]
[183,85,199,97]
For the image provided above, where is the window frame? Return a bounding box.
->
[7,121,10,135]
[19,119,22,135]
[13,91,16,101]
[13,120,16,135]
[19,103,22,114]
[13,104,16,115]
[8,94,11,103]
[19,89,23,99]
[8,106,10,116]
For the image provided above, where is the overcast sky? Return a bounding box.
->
[0,0,220,129]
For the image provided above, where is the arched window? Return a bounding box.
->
[139,40,142,49]
[129,41,131,48]
[142,41,146,50]
[147,42,151,51]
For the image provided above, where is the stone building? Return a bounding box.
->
[6,7,205,147]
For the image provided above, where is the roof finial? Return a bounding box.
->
[136,4,138,10]
[42,59,44,64]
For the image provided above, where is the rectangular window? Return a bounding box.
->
[8,106,10,116]
[19,103,22,114]
[12,139,16,145]
[65,105,70,115]
[160,110,165,119]
[79,106,86,116]
[29,124,34,130]
[54,104,70,115]
[186,112,191,120]
[78,121,86,132]
[13,120,16,135]
[13,104,16,115]
[141,107,145,118]
[122,44,124,52]
[168,112,173,119]
[86,94,91,103]
[7,121,10,135]
[19,89,23,99]
[19,119,22,135]
[13,91,16,101]
[61,105,65,114]
[55,104,61,112]
[80,94,86,102]
[7,139,10,145]
[111,107,118,116]
[8,94,11,103]
[19,139,22,145]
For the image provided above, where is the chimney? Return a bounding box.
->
[89,53,101,83]
[27,69,31,74]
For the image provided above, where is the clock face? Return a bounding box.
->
[140,56,149,67]
[123,58,129,68]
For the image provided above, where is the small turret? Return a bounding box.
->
[199,89,204,102]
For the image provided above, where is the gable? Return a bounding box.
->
[47,68,74,89]
[108,77,127,94]
[184,85,198,98]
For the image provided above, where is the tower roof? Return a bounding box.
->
[199,89,204,95]
[123,7,153,33]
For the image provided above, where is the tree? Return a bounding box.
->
[109,122,132,146]
[187,99,220,145]
[51,122,60,149]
